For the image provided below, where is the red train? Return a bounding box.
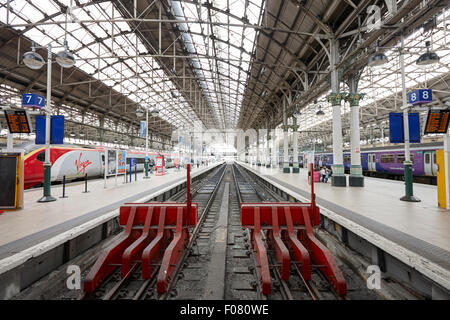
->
[21,142,179,189]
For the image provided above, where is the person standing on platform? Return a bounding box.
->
[149,158,155,174]
[320,166,326,182]
[324,167,330,183]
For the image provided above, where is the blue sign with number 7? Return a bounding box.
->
[408,89,432,105]
[22,93,45,108]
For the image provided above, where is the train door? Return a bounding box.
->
[424,151,438,176]
[101,153,105,174]
[368,153,376,171]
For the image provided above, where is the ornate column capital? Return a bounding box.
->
[327,92,344,106]
[345,93,365,106]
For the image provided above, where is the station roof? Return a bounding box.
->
[0,0,449,149]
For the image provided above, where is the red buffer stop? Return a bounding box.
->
[84,164,196,295]
[240,163,347,297]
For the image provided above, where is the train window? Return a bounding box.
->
[397,154,414,164]
[323,156,329,162]
[344,155,351,163]
[380,154,395,163]
[433,153,436,164]
[425,154,430,164]
[36,151,45,162]
[101,155,105,162]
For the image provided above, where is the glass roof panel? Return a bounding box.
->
[297,7,450,135]
[173,0,264,129]
[2,0,211,130]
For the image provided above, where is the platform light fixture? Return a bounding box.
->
[55,41,75,68]
[316,109,325,116]
[316,103,324,116]
[365,36,438,201]
[23,42,45,70]
[368,40,388,67]
[293,103,301,116]
[150,105,160,114]
[377,35,440,202]
[136,107,145,118]
[416,41,440,66]
[23,40,75,203]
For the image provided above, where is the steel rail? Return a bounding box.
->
[232,163,294,300]
[158,164,228,299]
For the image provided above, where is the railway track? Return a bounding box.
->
[12,162,422,301]
[229,165,339,300]
[85,163,352,300]
[21,162,382,300]
[82,164,227,300]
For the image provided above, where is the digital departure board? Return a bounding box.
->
[4,110,32,134]
[424,110,450,134]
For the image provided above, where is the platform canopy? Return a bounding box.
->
[0,0,449,150]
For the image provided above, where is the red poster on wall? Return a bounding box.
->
[155,156,164,176]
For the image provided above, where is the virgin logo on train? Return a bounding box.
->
[75,152,92,175]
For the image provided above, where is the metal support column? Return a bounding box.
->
[38,44,56,203]
[273,127,279,168]
[328,39,346,186]
[399,35,420,202]
[292,117,299,173]
[282,97,290,173]
[266,121,271,168]
[144,108,150,179]
[348,76,364,187]
[256,129,261,166]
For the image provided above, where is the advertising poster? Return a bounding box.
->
[117,150,126,174]
[107,150,117,176]
[155,156,163,176]
[139,121,147,137]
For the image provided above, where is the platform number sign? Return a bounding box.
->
[22,93,45,108]
[408,89,432,105]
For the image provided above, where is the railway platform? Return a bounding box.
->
[236,161,450,298]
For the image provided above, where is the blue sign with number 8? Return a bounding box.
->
[408,89,432,105]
